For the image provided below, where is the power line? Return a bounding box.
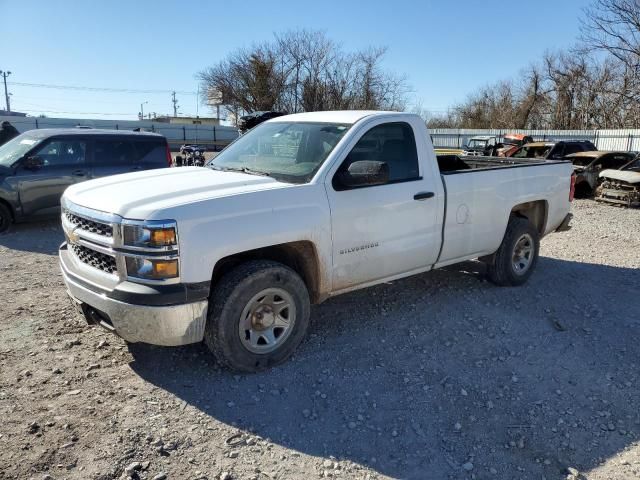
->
[17,108,141,116]
[8,81,197,96]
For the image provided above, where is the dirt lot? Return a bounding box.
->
[1,199,639,480]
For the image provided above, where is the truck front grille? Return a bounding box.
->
[65,211,113,238]
[70,243,117,275]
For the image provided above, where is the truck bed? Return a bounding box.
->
[436,154,567,174]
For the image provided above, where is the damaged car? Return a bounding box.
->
[511,140,597,160]
[564,151,634,197]
[596,155,640,207]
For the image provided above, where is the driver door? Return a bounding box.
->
[15,137,89,217]
[325,120,442,291]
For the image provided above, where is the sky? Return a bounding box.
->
[1,0,593,121]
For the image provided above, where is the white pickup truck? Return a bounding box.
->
[59,111,574,371]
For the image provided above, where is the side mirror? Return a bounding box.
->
[337,160,389,189]
[23,155,44,170]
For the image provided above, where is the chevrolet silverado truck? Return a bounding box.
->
[59,111,574,372]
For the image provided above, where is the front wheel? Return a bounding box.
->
[0,203,12,234]
[204,260,311,372]
[485,217,540,286]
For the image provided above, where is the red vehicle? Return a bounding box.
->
[497,133,534,157]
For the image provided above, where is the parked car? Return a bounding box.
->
[238,111,287,133]
[510,140,597,159]
[497,133,534,157]
[596,155,640,207]
[564,151,635,196]
[180,144,208,155]
[462,135,499,156]
[59,111,574,372]
[0,129,171,233]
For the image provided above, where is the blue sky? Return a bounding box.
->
[1,0,592,120]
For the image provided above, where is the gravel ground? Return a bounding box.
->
[0,199,639,480]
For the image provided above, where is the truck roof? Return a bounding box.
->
[22,128,163,138]
[469,135,495,140]
[267,110,404,125]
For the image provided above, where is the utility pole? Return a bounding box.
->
[171,91,179,117]
[0,70,11,112]
[140,101,148,121]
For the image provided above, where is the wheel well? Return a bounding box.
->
[510,200,547,235]
[0,198,15,222]
[574,180,593,197]
[210,241,321,304]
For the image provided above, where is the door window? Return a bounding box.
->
[33,139,87,167]
[561,144,584,156]
[335,122,419,186]
[94,139,137,165]
[134,140,167,164]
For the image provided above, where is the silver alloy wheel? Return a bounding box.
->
[512,233,534,275]
[238,288,296,354]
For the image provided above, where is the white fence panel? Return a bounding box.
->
[429,127,640,152]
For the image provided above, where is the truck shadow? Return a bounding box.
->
[128,257,640,479]
[0,220,62,255]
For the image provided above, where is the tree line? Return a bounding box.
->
[425,0,640,129]
[198,30,409,122]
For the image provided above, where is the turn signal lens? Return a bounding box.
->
[150,228,176,247]
[153,259,178,277]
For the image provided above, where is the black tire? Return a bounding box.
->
[204,260,311,372]
[0,203,12,234]
[485,217,540,287]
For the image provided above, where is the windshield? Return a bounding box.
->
[571,156,597,167]
[0,133,42,167]
[467,139,488,149]
[209,121,350,184]
[512,145,552,159]
[623,157,640,172]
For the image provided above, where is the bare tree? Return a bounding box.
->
[198,30,410,117]
[581,0,640,70]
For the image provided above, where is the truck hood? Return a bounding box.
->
[64,167,289,219]
[599,169,640,184]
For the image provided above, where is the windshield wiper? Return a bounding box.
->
[210,165,272,178]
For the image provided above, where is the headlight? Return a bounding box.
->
[126,257,179,280]
[123,223,177,248]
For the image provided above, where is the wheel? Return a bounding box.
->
[204,260,311,372]
[485,217,539,286]
[0,203,12,234]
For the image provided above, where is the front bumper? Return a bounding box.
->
[595,187,640,208]
[60,243,208,346]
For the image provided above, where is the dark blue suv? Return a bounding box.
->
[0,129,171,233]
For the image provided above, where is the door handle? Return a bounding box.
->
[72,169,87,177]
[414,191,435,200]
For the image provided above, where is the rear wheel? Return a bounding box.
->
[204,260,311,372]
[485,217,539,286]
[0,203,12,234]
